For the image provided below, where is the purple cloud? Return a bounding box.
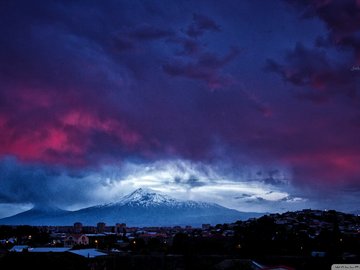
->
[163,47,240,89]
[265,42,358,103]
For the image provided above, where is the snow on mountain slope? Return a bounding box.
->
[103,188,215,208]
[113,188,179,207]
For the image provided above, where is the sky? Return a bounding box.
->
[0,0,360,218]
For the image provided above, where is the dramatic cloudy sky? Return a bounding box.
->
[0,0,360,218]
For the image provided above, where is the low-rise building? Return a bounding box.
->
[64,234,89,247]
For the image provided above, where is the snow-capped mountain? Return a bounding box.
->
[103,188,216,208]
[0,188,264,226]
[108,188,181,207]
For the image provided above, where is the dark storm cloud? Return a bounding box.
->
[262,170,288,186]
[251,170,288,186]
[163,47,240,89]
[186,13,221,37]
[170,37,201,56]
[286,0,360,61]
[0,1,149,166]
[245,197,266,204]
[265,42,358,103]
[126,25,175,40]
[234,194,252,200]
[0,158,57,204]
[258,1,360,193]
[173,175,206,188]
[0,0,244,166]
[0,157,98,206]
[113,24,175,52]
[287,0,360,38]
[267,0,360,105]
[0,0,360,214]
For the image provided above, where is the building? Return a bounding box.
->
[115,223,126,235]
[97,222,106,233]
[64,234,89,247]
[73,222,83,233]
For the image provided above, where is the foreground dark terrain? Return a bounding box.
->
[0,209,359,270]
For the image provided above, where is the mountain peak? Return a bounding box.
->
[119,188,176,207]
[130,187,155,195]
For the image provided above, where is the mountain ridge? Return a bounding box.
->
[0,188,264,227]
